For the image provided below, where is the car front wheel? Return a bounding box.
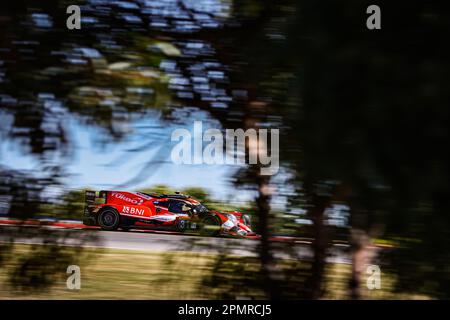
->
[201,215,221,237]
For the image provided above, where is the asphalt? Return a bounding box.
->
[0,224,352,263]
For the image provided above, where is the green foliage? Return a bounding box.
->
[181,187,210,203]
[37,189,87,220]
[139,184,173,196]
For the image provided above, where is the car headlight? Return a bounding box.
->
[242,214,251,227]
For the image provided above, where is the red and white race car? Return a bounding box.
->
[82,190,254,237]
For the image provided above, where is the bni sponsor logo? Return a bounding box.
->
[122,206,145,216]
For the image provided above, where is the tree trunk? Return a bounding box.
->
[349,228,372,299]
[245,100,279,299]
[303,181,332,299]
[256,174,279,299]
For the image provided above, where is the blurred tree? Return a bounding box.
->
[212,0,450,299]
[1,0,449,299]
[180,187,210,203]
[292,0,450,298]
[39,189,88,220]
[140,184,173,196]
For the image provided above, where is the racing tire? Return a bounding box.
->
[200,215,221,237]
[98,208,120,231]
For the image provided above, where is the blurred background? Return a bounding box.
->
[0,0,449,299]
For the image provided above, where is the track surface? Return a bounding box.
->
[0,223,352,264]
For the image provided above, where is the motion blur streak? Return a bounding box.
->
[0,0,449,299]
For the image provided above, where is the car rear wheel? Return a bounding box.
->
[201,215,221,237]
[98,208,120,231]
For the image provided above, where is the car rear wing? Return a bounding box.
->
[84,191,96,216]
[84,190,108,216]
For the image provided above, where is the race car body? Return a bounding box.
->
[83,190,254,237]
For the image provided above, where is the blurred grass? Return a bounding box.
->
[0,244,430,300]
